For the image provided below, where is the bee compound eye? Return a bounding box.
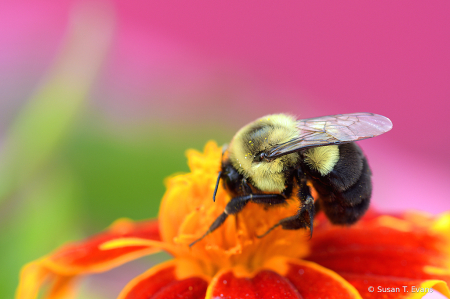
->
[254,152,266,162]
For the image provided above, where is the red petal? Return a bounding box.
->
[342,274,450,299]
[262,257,361,299]
[307,215,450,281]
[207,258,363,299]
[306,213,450,297]
[16,219,161,299]
[46,218,161,274]
[118,261,208,299]
[282,260,361,299]
[206,269,302,299]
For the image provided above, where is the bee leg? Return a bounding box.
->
[256,195,315,238]
[257,168,315,239]
[189,195,251,247]
[287,195,315,237]
[190,193,287,247]
[249,194,288,205]
[297,167,316,237]
[189,212,228,247]
[241,178,253,195]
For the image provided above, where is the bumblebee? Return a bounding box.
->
[189,113,392,247]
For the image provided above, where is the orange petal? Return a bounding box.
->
[16,219,160,299]
[45,275,77,299]
[159,141,223,245]
[16,262,77,299]
[16,261,51,299]
[118,260,209,299]
[306,213,450,297]
[45,218,161,274]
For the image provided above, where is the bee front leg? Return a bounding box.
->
[190,193,287,247]
[240,178,254,196]
[189,194,252,247]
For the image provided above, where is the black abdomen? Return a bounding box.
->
[304,143,372,225]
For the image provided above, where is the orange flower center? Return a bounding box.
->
[158,141,311,278]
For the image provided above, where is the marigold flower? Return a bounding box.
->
[16,141,450,299]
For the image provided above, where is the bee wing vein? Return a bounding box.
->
[266,113,392,158]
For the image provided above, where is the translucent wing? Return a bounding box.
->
[266,113,392,159]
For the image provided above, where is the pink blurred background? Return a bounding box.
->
[2,1,449,210]
[2,0,450,211]
[2,1,450,298]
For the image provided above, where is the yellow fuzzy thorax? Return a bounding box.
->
[228,114,299,192]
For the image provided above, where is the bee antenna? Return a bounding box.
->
[212,171,222,202]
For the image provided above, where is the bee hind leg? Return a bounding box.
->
[256,194,315,239]
[257,168,316,239]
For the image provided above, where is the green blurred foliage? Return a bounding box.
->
[64,120,229,230]
[1,114,230,298]
[0,164,83,298]
[0,6,231,297]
